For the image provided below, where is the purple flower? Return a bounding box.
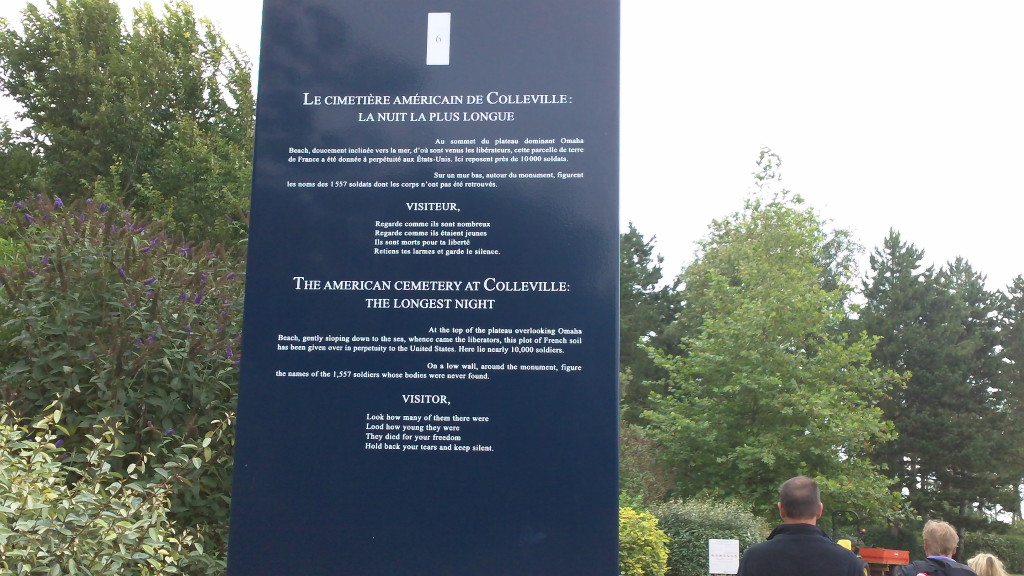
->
[143,277,156,285]
[179,292,188,302]
[55,439,64,447]
[53,197,64,209]
[226,272,235,280]
[99,202,109,214]
[192,291,204,305]
[147,335,156,344]
[184,325,192,335]
[225,348,234,359]
[118,267,126,279]
[165,428,175,436]
[14,202,24,209]
[24,213,34,224]
[41,256,49,265]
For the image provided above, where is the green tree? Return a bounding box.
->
[936,259,1017,523]
[0,121,39,201]
[1000,276,1024,519]
[0,0,254,242]
[620,223,681,422]
[859,233,1018,531]
[646,178,901,519]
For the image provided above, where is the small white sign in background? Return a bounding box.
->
[709,539,740,575]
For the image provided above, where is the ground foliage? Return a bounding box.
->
[0,404,229,575]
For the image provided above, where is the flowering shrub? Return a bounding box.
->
[0,195,245,569]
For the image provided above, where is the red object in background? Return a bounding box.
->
[860,548,910,565]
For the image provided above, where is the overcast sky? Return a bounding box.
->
[2,1,1022,290]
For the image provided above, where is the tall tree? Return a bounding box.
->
[620,223,680,423]
[0,0,254,242]
[999,276,1024,519]
[646,180,901,519]
[859,234,1017,531]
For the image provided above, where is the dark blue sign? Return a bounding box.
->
[229,1,619,574]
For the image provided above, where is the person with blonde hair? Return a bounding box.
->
[967,553,1008,576]
[899,520,976,576]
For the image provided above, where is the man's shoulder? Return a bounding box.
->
[899,558,977,576]
[743,525,861,561]
[738,529,862,576]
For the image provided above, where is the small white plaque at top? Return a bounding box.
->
[426,13,451,65]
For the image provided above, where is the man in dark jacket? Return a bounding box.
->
[737,476,864,576]
[899,520,977,576]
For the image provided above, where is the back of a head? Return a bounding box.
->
[968,553,1008,576]
[778,476,821,520]
[922,520,959,557]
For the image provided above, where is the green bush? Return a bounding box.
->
[620,506,670,576]
[0,404,228,575]
[966,532,1024,574]
[0,195,244,568]
[651,498,766,576]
